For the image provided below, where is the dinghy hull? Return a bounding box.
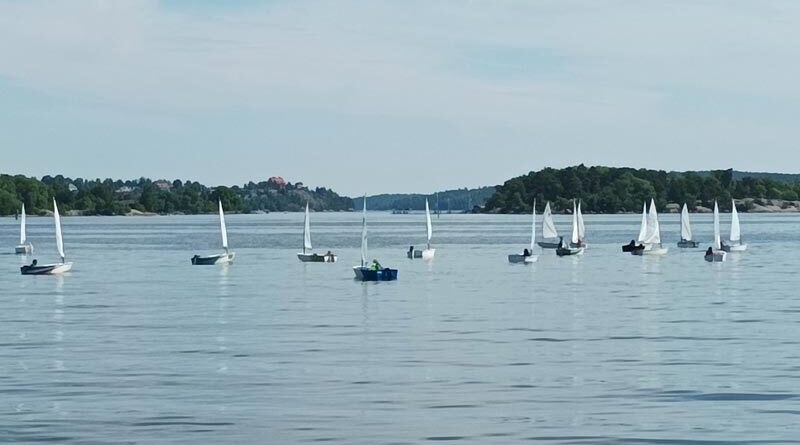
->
[537,241,560,249]
[556,247,584,257]
[632,244,668,256]
[15,244,33,254]
[191,253,235,265]
[297,253,337,263]
[353,266,398,281]
[722,244,747,252]
[20,262,72,275]
[705,251,727,262]
[408,248,435,259]
[508,254,538,263]
[677,240,700,248]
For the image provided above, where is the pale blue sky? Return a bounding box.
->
[2,0,800,195]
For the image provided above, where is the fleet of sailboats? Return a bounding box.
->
[508,200,538,263]
[15,204,33,254]
[191,200,235,265]
[9,194,756,276]
[20,199,72,275]
[297,203,337,262]
[677,203,699,248]
[408,199,435,259]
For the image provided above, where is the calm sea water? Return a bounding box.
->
[1,212,799,444]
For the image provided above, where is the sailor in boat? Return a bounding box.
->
[706,247,713,257]
[30,259,37,267]
[326,250,334,260]
[558,236,565,248]
[370,259,383,271]
[408,246,414,257]
[523,248,531,257]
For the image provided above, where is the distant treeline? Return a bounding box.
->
[0,175,352,216]
[354,187,496,212]
[483,165,800,213]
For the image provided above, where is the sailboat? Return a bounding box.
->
[508,199,539,263]
[191,200,235,265]
[408,199,435,259]
[632,198,668,256]
[537,201,560,249]
[353,197,398,281]
[722,200,747,252]
[677,203,699,248]
[556,200,585,256]
[622,202,647,253]
[705,201,727,262]
[570,200,587,248]
[15,204,33,254]
[297,203,337,262]
[20,199,72,275]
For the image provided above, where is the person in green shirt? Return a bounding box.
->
[370,259,383,271]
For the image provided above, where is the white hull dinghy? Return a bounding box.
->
[722,200,747,252]
[633,199,668,256]
[677,203,700,248]
[705,201,727,262]
[15,203,33,254]
[21,199,72,275]
[537,201,560,248]
[408,199,435,259]
[509,199,539,263]
[297,203,337,263]
[192,200,235,265]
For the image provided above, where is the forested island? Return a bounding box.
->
[353,187,495,212]
[0,175,352,216]
[483,165,800,213]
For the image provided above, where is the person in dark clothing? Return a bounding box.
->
[523,248,531,257]
[408,246,414,256]
[30,259,37,267]
[705,247,713,256]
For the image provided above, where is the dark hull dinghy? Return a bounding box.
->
[191,253,235,265]
[20,263,72,275]
[353,266,398,281]
[677,239,700,248]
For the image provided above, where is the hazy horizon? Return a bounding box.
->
[4,1,800,195]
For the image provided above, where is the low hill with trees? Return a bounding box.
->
[0,175,352,216]
[483,165,800,213]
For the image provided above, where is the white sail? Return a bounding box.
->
[53,199,65,261]
[571,200,579,244]
[425,198,433,248]
[643,198,661,245]
[218,200,229,251]
[577,201,585,240]
[713,200,721,250]
[20,203,26,244]
[680,203,692,241]
[542,202,558,239]
[530,199,537,252]
[730,200,741,242]
[303,202,312,252]
[360,196,368,267]
[637,201,648,242]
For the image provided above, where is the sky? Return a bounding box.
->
[2,0,800,196]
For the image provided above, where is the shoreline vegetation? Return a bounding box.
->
[4,166,800,216]
[0,175,351,216]
[482,165,800,214]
